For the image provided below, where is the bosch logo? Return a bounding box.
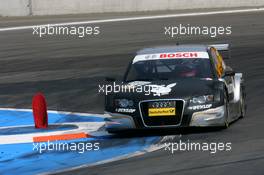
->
[160,52,198,58]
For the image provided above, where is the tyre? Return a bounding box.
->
[223,91,230,128]
[239,87,246,118]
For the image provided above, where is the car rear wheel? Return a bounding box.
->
[240,87,246,118]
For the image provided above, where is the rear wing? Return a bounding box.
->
[209,44,230,59]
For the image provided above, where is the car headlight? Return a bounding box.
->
[115,99,134,108]
[190,95,214,104]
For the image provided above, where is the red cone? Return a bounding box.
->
[32,92,48,129]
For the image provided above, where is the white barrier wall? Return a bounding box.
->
[1,0,264,16]
[0,0,30,16]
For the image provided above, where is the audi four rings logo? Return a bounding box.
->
[150,101,176,108]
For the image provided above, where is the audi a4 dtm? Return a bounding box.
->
[104,44,246,132]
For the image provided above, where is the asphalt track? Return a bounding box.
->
[0,9,264,175]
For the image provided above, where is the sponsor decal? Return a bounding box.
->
[115,108,136,113]
[160,52,198,58]
[188,104,212,110]
[133,52,209,63]
[148,107,176,117]
[149,83,177,96]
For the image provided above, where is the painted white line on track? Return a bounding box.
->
[0,107,108,118]
[0,122,106,144]
[0,8,264,32]
[0,108,109,144]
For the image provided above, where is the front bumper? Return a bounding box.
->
[105,105,225,131]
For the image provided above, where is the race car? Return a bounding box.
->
[104,44,246,132]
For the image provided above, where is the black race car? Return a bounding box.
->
[104,44,246,132]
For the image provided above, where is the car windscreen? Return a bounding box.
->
[125,58,213,82]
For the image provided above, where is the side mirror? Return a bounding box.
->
[105,77,116,82]
[224,70,235,77]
